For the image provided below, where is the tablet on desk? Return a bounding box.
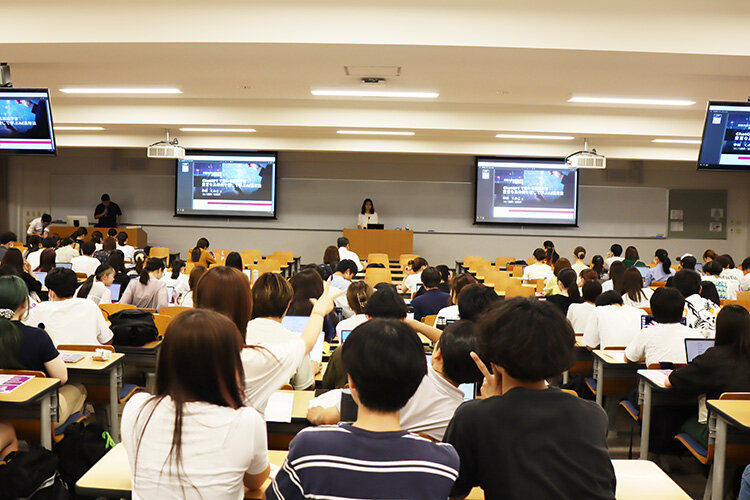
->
[107,284,121,302]
[282,316,325,362]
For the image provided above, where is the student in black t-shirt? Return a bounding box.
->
[94,193,122,227]
[443,297,616,500]
[0,275,87,426]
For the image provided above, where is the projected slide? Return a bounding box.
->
[0,89,55,154]
[475,157,578,225]
[175,151,277,217]
[699,102,750,170]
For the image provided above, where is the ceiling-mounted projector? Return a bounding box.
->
[147,130,185,159]
[566,138,606,169]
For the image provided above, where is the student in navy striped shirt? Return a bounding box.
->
[267,318,460,500]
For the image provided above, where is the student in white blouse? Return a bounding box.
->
[620,268,654,308]
[75,264,115,305]
[357,198,379,228]
[335,281,373,339]
[116,232,136,263]
[567,280,602,333]
[582,291,643,349]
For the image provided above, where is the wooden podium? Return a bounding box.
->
[343,229,413,260]
[48,225,148,248]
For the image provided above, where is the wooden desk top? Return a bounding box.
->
[0,377,60,404]
[76,444,289,498]
[592,349,629,364]
[466,459,689,499]
[277,390,315,420]
[707,400,750,431]
[59,351,125,371]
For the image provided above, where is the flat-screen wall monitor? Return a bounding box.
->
[698,101,750,171]
[0,88,56,155]
[175,150,277,218]
[474,157,578,226]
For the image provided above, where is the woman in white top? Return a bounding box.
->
[120,258,168,312]
[357,198,378,228]
[122,309,270,500]
[571,246,589,276]
[335,281,373,338]
[435,273,477,326]
[161,260,190,304]
[402,257,428,294]
[178,265,207,308]
[621,267,654,308]
[567,279,602,333]
[194,266,341,414]
[582,291,643,349]
[75,264,115,305]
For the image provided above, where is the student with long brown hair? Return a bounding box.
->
[620,267,653,308]
[121,309,270,498]
[194,267,341,413]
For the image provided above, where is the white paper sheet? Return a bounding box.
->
[265,392,294,423]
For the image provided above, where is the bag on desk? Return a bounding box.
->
[0,447,71,500]
[53,422,113,494]
[109,309,158,346]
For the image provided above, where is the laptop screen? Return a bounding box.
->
[107,284,121,302]
[33,272,47,284]
[55,262,73,269]
[341,330,353,343]
[634,266,650,279]
[426,354,475,400]
[167,286,174,303]
[685,338,715,363]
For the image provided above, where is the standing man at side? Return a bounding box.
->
[94,194,122,228]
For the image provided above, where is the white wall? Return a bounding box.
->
[7,148,750,266]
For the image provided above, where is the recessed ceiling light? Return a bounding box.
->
[59,88,182,94]
[179,128,256,133]
[495,133,575,141]
[337,130,415,136]
[652,138,702,144]
[311,89,438,98]
[569,96,695,106]
[53,126,105,131]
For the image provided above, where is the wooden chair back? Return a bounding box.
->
[528,278,546,293]
[651,281,667,288]
[421,315,437,327]
[367,253,390,267]
[152,313,172,337]
[0,368,46,378]
[258,259,282,274]
[270,250,294,264]
[506,283,535,298]
[495,256,515,269]
[159,306,192,318]
[399,254,419,270]
[149,247,169,260]
[511,265,524,278]
[463,256,485,268]
[184,262,195,274]
[0,369,58,444]
[241,250,263,267]
[75,272,88,280]
[100,303,136,317]
[364,267,392,287]
[647,362,686,369]
[57,344,115,352]
[738,291,750,302]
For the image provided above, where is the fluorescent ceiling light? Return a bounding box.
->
[311,89,438,98]
[59,88,182,94]
[179,128,256,133]
[569,96,695,106]
[337,130,415,136]
[53,126,105,131]
[496,133,575,141]
[652,138,701,144]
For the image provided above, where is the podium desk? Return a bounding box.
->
[49,225,148,247]
[343,228,413,260]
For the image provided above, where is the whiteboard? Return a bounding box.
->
[49,174,667,238]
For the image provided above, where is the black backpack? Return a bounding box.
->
[53,422,113,494]
[109,308,158,346]
[0,447,71,500]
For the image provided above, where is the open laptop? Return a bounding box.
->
[366,223,384,230]
[634,266,650,279]
[55,262,73,269]
[33,272,47,284]
[340,329,353,343]
[685,338,715,363]
[281,315,325,362]
[166,286,175,304]
[106,284,121,302]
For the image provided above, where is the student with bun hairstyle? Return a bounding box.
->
[0,275,87,427]
[402,257,429,294]
[444,298,615,499]
[645,249,675,286]
[122,309,270,498]
[189,237,215,268]
[522,248,554,281]
[571,246,589,276]
[119,258,168,311]
[335,280,374,338]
